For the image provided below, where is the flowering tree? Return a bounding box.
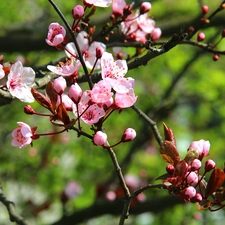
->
[0,0,225,224]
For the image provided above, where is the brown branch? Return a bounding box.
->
[0,186,29,225]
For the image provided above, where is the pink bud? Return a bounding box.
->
[186,171,198,186]
[204,159,216,172]
[184,186,196,199]
[68,83,83,103]
[202,5,209,15]
[151,28,162,41]
[197,32,205,42]
[140,2,151,14]
[53,76,67,95]
[166,164,174,175]
[121,128,136,142]
[93,131,107,146]
[191,159,202,170]
[72,5,84,20]
[96,46,105,59]
[194,193,203,202]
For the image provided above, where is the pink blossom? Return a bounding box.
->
[121,9,160,43]
[115,88,137,108]
[91,80,113,104]
[121,128,136,142]
[93,131,107,146]
[53,76,67,95]
[46,22,66,47]
[84,0,112,7]
[73,91,105,125]
[0,64,5,79]
[79,104,106,125]
[112,0,126,17]
[101,52,127,79]
[68,83,83,103]
[6,61,35,103]
[101,52,132,93]
[65,31,106,70]
[12,122,33,148]
[47,58,81,76]
[189,139,210,160]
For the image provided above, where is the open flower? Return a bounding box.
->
[6,61,35,102]
[47,58,81,76]
[65,31,106,70]
[12,122,34,148]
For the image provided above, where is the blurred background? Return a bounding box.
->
[0,0,225,224]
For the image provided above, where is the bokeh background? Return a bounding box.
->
[0,0,225,224]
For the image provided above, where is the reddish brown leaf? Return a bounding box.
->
[205,168,225,198]
[56,102,70,126]
[163,122,176,146]
[31,88,54,112]
[46,82,58,110]
[160,140,180,166]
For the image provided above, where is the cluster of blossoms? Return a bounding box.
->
[159,124,225,211]
[5,0,158,148]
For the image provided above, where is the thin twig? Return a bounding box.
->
[132,105,163,146]
[0,186,29,225]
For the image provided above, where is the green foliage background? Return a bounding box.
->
[0,0,225,224]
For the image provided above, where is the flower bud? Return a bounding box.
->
[213,54,219,61]
[24,105,36,115]
[72,5,84,20]
[166,164,174,175]
[186,171,198,186]
[121,128,136,142]
[68,83,83,103]
[202,5,209,15]
[191,159,202,170]
[53,76,67,95]
[96,46,105,59]
[197,32,206,42]
[184,186,196,199]
[140,2,151,15]
[151,28,162,41]
[93,131,107,146]
[204,159,216,172]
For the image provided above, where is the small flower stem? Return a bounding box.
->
[36,128,67,137]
